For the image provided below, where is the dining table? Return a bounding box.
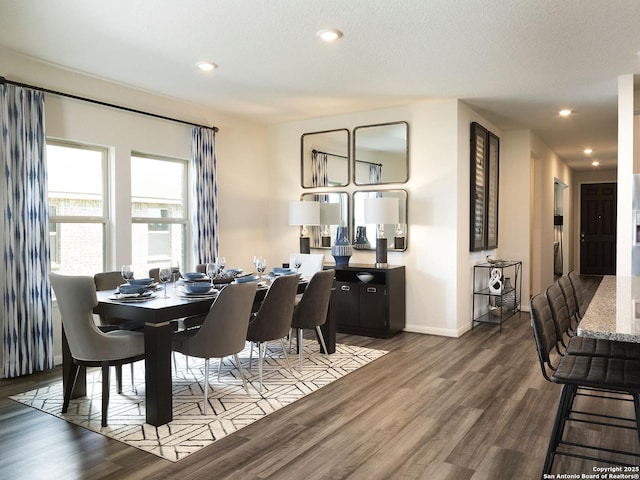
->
[62,276,336,427]
[577,275,640,343]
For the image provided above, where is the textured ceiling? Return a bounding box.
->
[1,0,639,170]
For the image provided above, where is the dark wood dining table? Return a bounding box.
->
[63,279,335,427]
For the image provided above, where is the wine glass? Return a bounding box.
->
[170,260,180,285]
[206,262,217,280]
[256,257,267,274]
[215,256,226,276]
[121,264,133,283]
[158,266,172,298]
[293,255,302,273]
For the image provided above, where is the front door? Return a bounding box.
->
[580,182,616,275]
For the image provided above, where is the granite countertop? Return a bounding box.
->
[577,275,640,343]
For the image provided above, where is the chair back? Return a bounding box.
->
[181,282,257,359]
[558,275,579,322]
[94,271,123,291]
[290,253,325,279]
[529,293,561,381]
[545,283,571,344]
[50,272,136,362]
[568,271,587,317]
[247,274,299,342]
[291,269,335,329]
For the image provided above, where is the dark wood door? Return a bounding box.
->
[580,183,616,275]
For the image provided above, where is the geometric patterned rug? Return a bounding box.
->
[10,342,386,462]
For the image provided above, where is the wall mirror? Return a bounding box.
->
[352,189,408,251]
[300,192,349,249]
[301,129,349,188]
[353,121,408,185]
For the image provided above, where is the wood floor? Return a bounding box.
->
[1,275,637,480]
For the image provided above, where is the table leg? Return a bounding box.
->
[145,321,173,426]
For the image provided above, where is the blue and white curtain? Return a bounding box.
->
[310,150,329,247]
[369,163,382,184]
[311,150,328,187]
[191,127,218,265]
[1,84,53,378]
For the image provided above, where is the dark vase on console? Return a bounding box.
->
[331,226,352,266]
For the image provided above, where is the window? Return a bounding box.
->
[46,141,108,275]
[131,153,188,277]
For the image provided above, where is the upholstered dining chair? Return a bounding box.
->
[290,269,334,370]
[246,273,300,392]
[568,270,588,318]
[50,272,145,427]
[171,282,257,414]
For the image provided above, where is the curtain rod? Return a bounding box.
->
[0,76,218,133]
[312,149,382,167]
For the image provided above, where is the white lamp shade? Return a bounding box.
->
[288,201,320,225]
[320,203,341,225]
[363,197,399,225]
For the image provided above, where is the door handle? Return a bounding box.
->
[341,285,351,291]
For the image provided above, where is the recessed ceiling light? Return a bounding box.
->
[317,29,343,42]
[592,160,600,166]
[583,148,593,154]
[197,61,218,72]
[559,109,572,117]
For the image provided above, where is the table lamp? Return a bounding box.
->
[288,201,320,254]
[319,202,341,247]
[364,197,399,265]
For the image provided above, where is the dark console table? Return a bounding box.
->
[325,264,405,338]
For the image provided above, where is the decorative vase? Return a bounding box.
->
[332,226,353,266]
[495,277,519,311]
[353,226,370,249]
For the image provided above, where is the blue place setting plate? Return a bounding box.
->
[234,274,259,283]
[128,277,154,286]
[118,284,146,295]
[183,272,207,281]
[183,282,214,294]
[271,267,295,276]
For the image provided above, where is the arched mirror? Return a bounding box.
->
[353,121,408,185]
[300,192,349,249]
[301,129,349,188]
[352,189,408,251]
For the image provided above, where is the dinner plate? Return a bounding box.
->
[109,292,156,302]
[177,287,218,299]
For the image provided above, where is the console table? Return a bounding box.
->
[325,264,405,338]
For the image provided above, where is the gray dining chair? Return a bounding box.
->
[171,282,257,414]
[246,273,300,391]
[290,269,334,370]
[50,272,145,427]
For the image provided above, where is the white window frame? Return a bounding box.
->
[46,138,110,273]
[131,152,189,270]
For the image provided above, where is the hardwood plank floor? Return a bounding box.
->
[1,275,637,480]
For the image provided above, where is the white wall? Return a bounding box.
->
[530,134,572,295]
[617,74,635,276]
[269,99,508,337]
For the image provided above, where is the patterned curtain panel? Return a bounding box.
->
[310,151,328,246]
[311,150,328,187]
[1,84,53,378]
[369,163,382,184]
[191,127,218,265]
